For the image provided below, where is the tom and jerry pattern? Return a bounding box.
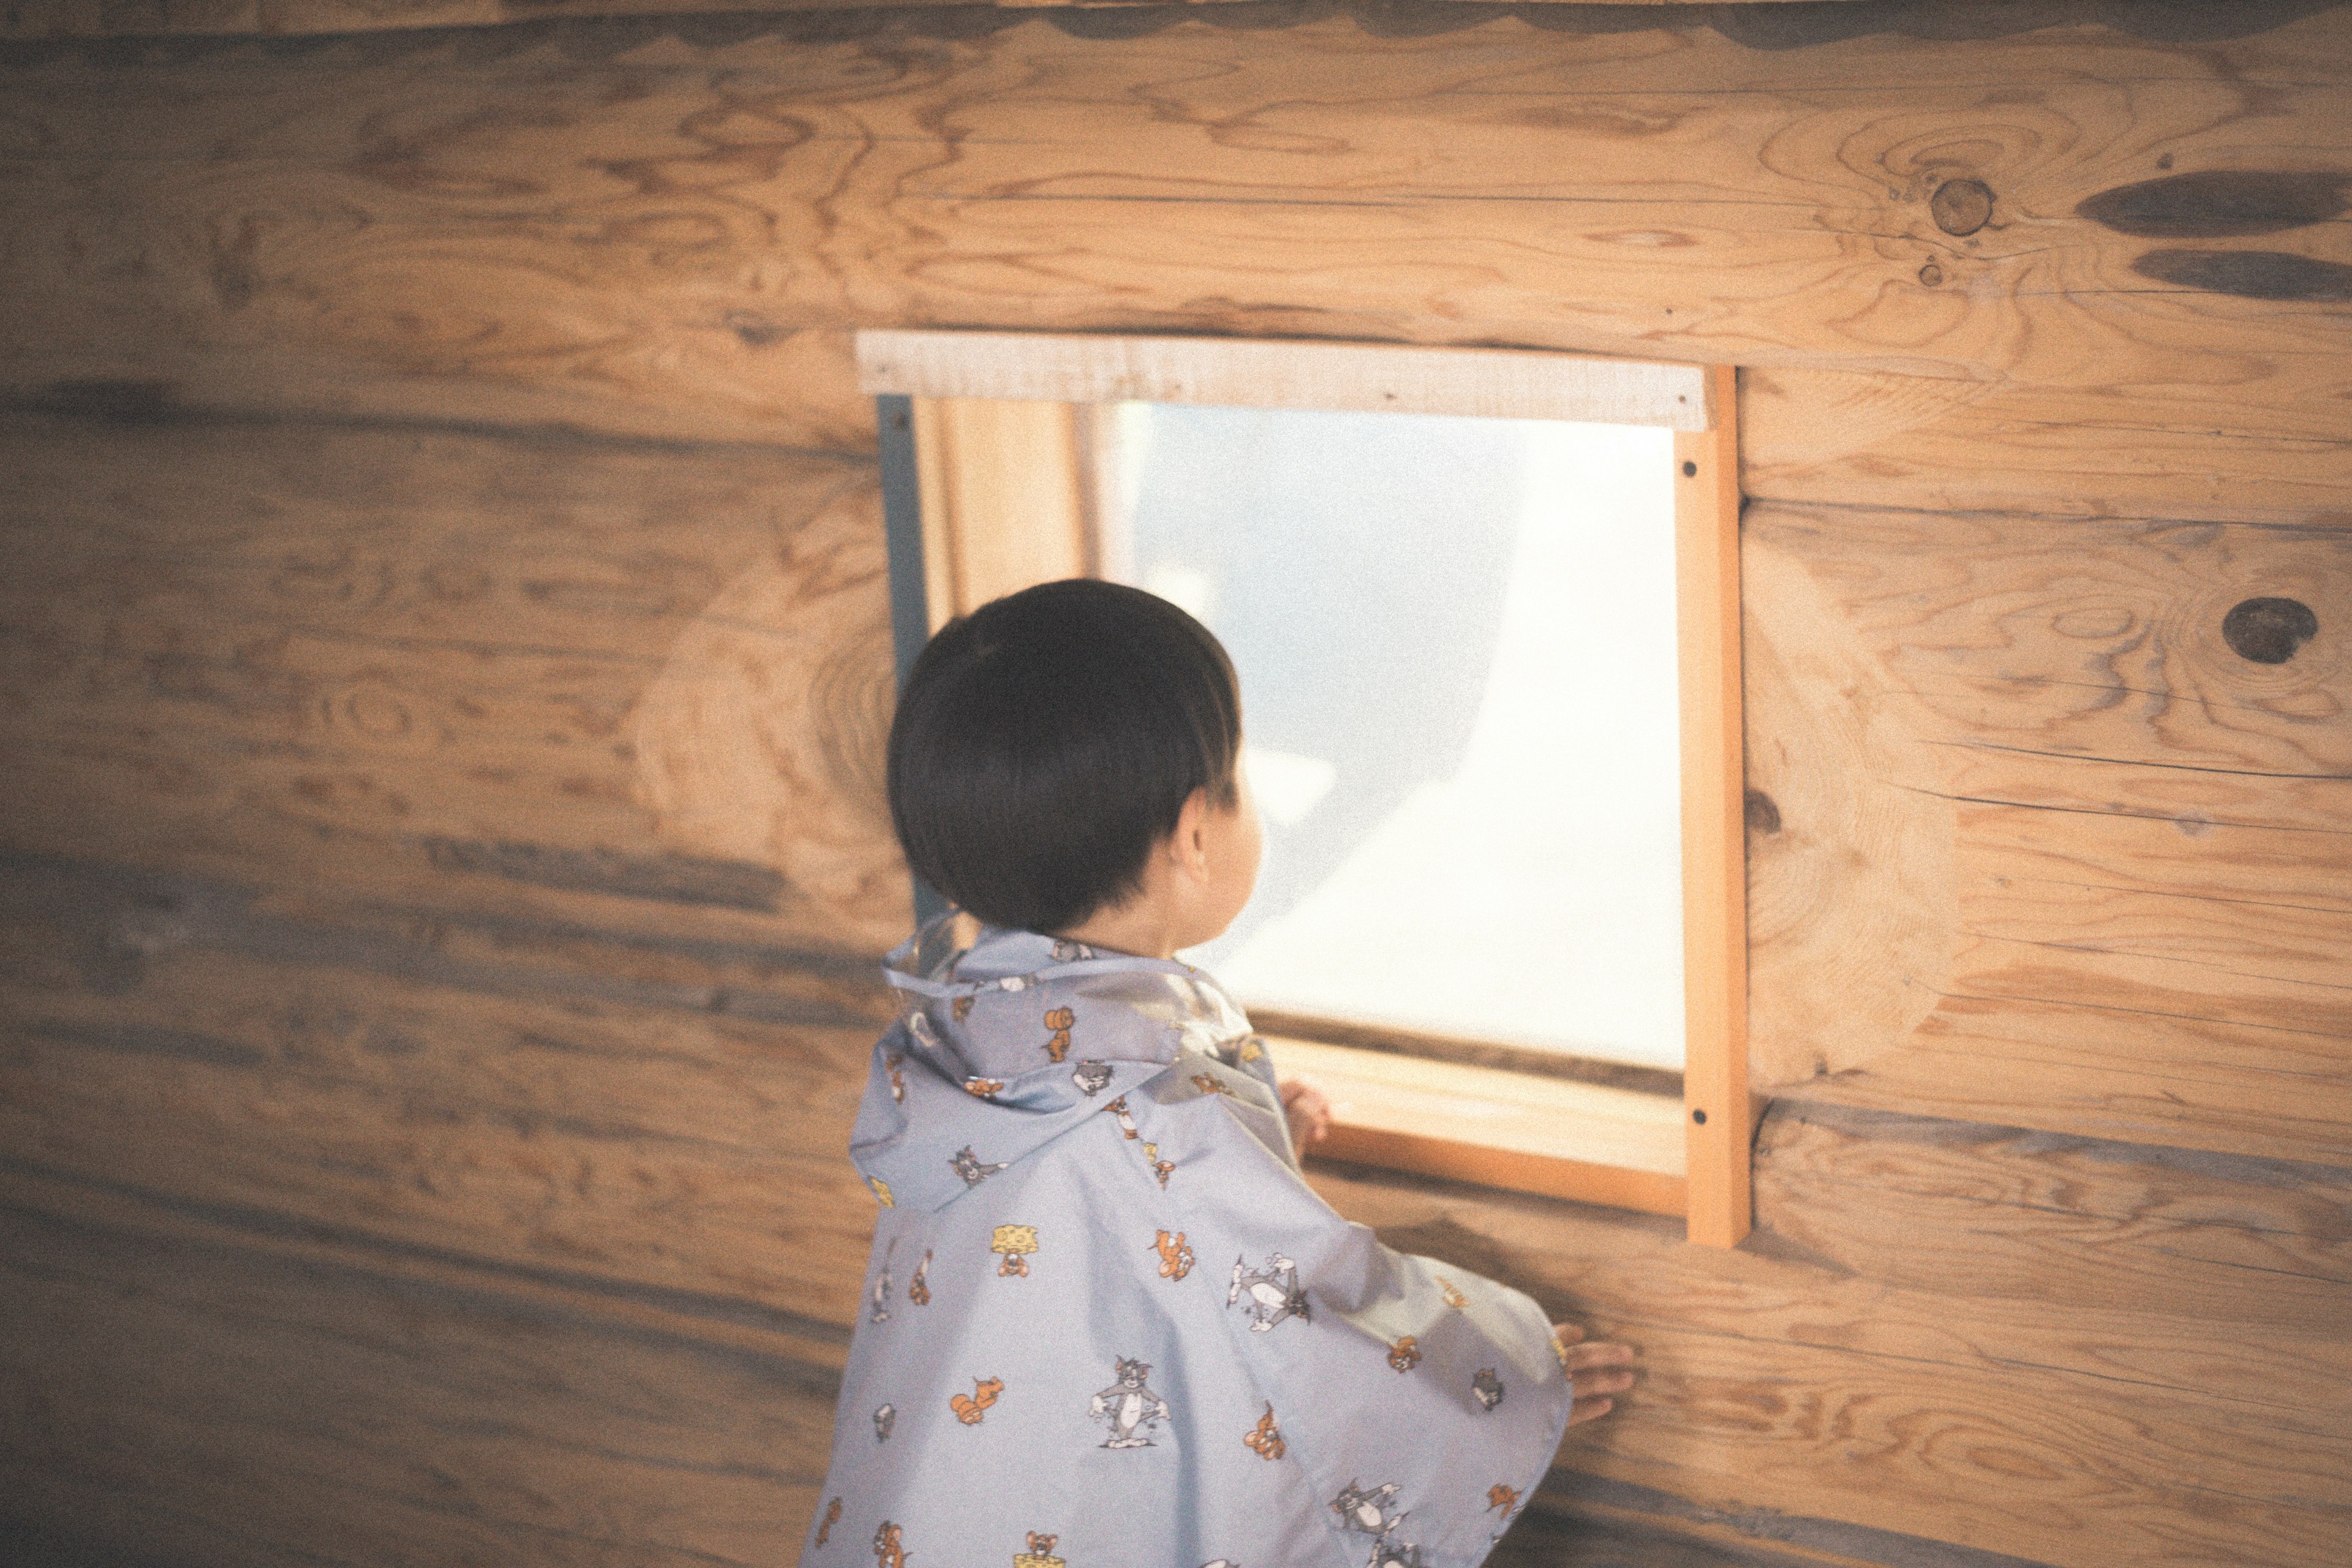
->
[803,919,1575,1568]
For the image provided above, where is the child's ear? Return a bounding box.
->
[1169,786,1213,876]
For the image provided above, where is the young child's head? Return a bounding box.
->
[886,579,1259,952]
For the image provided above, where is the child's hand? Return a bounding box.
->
[1554,1322,1637,1425]
[1277,1076,1333,1161]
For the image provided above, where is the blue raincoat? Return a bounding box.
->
[799,919,1574,1568]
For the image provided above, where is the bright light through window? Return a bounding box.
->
[1103,403,1684,1071]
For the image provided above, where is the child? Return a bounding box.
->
[804,579,1634,1568]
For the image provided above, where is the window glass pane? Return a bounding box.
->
[1107,403,1684,1070]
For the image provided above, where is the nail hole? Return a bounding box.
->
[1691,1108,1708,1125]
[1680,461,1698,478]
[2222,597,2317,663]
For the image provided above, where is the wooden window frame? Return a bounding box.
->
[863,329,1751,1249]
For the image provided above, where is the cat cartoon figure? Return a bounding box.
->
[1228,1253,1309,1331]
[1087,1356,1171,1449]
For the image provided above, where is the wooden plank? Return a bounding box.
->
[0,412,912,956]
[1305,1126,2352,1568]
[909,393,1090,627]
[1,12,2348,520]
[1268,1036,1686,1218]
[0,1201,839,1568]
[862,329,1714,429]
[0,909,888,1329]
[1741,499,2352,1158]
[1676,364,1749,1248]
[0,0,1890,43]
[1746,366,2352,524]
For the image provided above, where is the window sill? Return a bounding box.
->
[1266,1036,1687,1218]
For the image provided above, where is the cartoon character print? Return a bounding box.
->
[1107,1097,1140,1139]
[874,1403,895,1441]
[992,1224,1040,1276]
[1386,1336,1421,1372]
[1050,940,1097,962]
[885,1053,907,1104]
[1243,1403,1284,1461]
[907,1011,943,1052]
[869,1174,895,1208]
[1072,1060,1113,1097]
[816,1497,842,1546]
[964,1076,1005,1100]
[1106,1096,1175,1185]
[951,1376,1005,1425]
[1228,1253,1310,1332]
[1366,1544,1427,1568]
[1485,1482,1520,1517]
[1152,1229,1195,1281]
[1331,1482,1408,1544]
[951,1145,1008,1186]
[1014,1532,1065,1568]
[1191,1072,1237,1099]
[1042,1007,1075,1063]
[1150,1150,1175,1188]
[873,1521,907,1568]
[1472,1368,1504,1410]
[1438,1277,1470,1311]
[1087,1357,1170,1449]
[870,1245,894,1324]
[908,1250,932,1305]
[953,995,974,1023]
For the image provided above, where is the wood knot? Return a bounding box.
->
[1917,262,1943,287]
[1929,179,1994,236]
[2221,598,2318,664]
[1743,790,1782,835]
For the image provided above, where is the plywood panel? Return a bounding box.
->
[0,413,911,954]
[1,11,2348,519]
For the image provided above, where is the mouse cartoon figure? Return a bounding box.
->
[1386,1336,1421,1372]
[951,1145,1008,1187]
[951,1376,1005,1425]
[815,1497,842,1546]
[1243,1403,1284,1461]
[1472,1369,1504,1410]
[1088,1356,1171,1449]
[908,1250,932,1306]
[884,1052,906,1104]
[1152,1229,1196,1281]
[872,1521,908,1568]
[1042,1006,1076,1063]
[1228,1253,1309,1332]
[869,1246,894,1324]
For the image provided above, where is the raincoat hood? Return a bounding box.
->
[850,916,1281,1215]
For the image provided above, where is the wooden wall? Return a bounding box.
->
[2,2,2348,1564]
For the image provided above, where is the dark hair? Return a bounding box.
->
[887,578,1242,934]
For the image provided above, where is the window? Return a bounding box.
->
[864,330,1749,1248]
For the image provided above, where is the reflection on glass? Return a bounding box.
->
[1103,403,1683,1071]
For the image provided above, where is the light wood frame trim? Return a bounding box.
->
[869,330,1749,1248]
[862,328,1714,431]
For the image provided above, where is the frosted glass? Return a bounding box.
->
[1108,404,1684,1071]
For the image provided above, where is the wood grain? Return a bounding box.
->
[0,1200,839,1568]
[1309,1130,2352,1568]
[1,10,2348,520]
[863,328,1714,429]
[1743,499,2352,1158]
[1676,363,1749,1248]
[0,412,913,956]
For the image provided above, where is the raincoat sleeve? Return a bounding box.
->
[1133,1058,1573,1567]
